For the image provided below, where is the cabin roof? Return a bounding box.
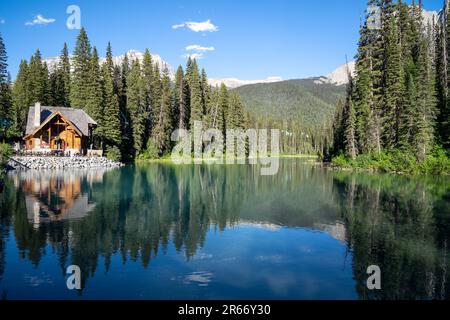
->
[25,106,97,137]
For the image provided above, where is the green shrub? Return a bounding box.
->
[352,153,376,169]
[386,150,418,174]
[137,140,160,160]
[106,146,122,162]
[371,152,394,172]
[331,154,349,167]
[421,147,450,175]
[0,143,13,168]
[330,147,450,175]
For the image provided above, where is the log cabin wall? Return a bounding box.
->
[24,114,84,152]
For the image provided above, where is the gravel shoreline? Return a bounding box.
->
[8,156,124,170]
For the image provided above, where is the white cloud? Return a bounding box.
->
[182,53,204,60]
[172,19,218,32]
[25,14,56,26]
[186,45,215,52]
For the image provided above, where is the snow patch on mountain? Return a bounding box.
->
[422,9,438,26]
[110,50,174,78]
[315,61,356,86]
[44,49,281,88]
[44,49,175,79]
[209,76,283,89]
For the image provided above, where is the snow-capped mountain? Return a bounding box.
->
[326,61,356,85]
[108,50,174,78]
[43,55,64,72]
[422,9,438,26]
[209,76,283,89]
[314,61,356,86]
[44,48,281,88]
[44,49,175,79]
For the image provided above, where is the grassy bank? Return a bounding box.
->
[0,143,11,191]
[135,154,318,164]
[0,143,12,171]
[331,148,450,175]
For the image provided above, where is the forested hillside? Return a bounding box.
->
[236,78,345,155]
[236,78,344,125]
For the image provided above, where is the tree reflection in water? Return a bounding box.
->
[333,172,450,300]
[0,160,449,299]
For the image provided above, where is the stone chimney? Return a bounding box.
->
[34,102,41,128]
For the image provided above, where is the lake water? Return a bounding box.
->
[0,159,449,300]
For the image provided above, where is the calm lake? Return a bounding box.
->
[0,159,449,300]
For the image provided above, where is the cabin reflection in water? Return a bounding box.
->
[10,169,110,228]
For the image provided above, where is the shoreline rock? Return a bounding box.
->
[8,156,124,171]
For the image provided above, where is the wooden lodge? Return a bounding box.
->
[23,102,97,155]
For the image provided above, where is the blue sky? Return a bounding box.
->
[0,0,445,81]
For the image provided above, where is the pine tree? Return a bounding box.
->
[215,83,228,134]
[208,85,221,130]
[184,58,193,122]
[173,66,188,130]
[400,60,418,148]
[0,76,12,137]
[151,63,162,126]
[367,0,384,154]
[436,18,450,148]
[48,69,61,106]
[105,42,114,76]
[48,46,69,107]
[331,99,346,156]
[118,54,134,159]
[413,21,437,160]
[343,73,357,160]
[70,27,92,109]
[353,31,374,154]
[127,59,146,154]
[189,60,203,127]
[437,1,450,149]
[226,91,239,130]
[102,67,121,148]
[142,49,154,138]
[101,44,121,149]
[352,2,383,154]
[200,68,211,124]
[151,68,173,155]
[85,47,105,147]
[42,62,51,104]
[185,57,194,85]
[59,43,71,107]
[27,49,49,105]
[344,97,357,160]
[11,60,29,135]
[119,53,130,114]
[381,0,404,150]
[0,33,8,85]
[0,32,12,123]
[227,91,247,130]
